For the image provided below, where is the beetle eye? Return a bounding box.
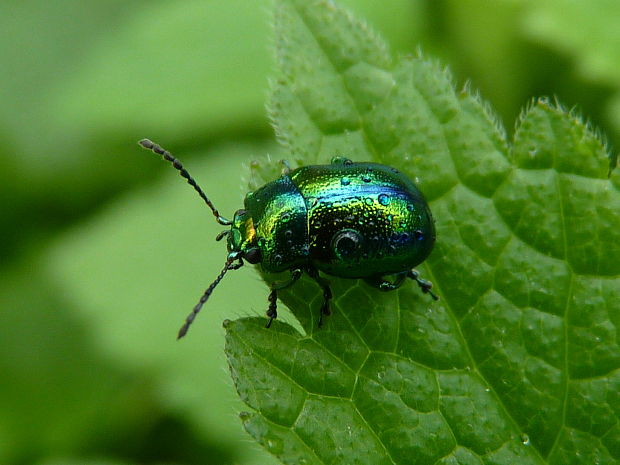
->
[244,248,262,264]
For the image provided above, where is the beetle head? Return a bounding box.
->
[227,209,261,264]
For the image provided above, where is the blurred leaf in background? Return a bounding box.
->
[2,0,619,464]
[47,143,281,465]
[429,0,620,154]
[516,0,620,151]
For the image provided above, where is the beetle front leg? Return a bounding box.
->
[306,267,332,327]
[265,268,303,328]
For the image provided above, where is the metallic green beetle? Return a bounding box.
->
[140,139,437,339]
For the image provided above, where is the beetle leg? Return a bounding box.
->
[265,269,303,328]
[306,267,332,327]
[364,272,408,291]
[407,270,439,300]
[228,258,244,270]
[266,289,278,328]
[270,269,303,290]
[215,230,230,242]
[365,271,439,300]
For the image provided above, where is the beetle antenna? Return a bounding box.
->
[139,139,232,226]
[177,255,241,339]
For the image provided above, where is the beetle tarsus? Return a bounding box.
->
[408,270,439,300]
[318,299,331,327]
[265,289,278,327]
[307,267,332,328]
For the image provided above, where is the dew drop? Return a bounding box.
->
[341,176,351,186]
[378,193,390,206]
[521,433,530,446]
[365,197,374,205]
[362,174,371,182]
[414,230,424,241]
[406,203,415,212]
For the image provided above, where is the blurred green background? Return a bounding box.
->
[2,0,618,464]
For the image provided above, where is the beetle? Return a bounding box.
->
[139,139,438,338]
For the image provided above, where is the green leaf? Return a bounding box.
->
[225,1,620,464]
